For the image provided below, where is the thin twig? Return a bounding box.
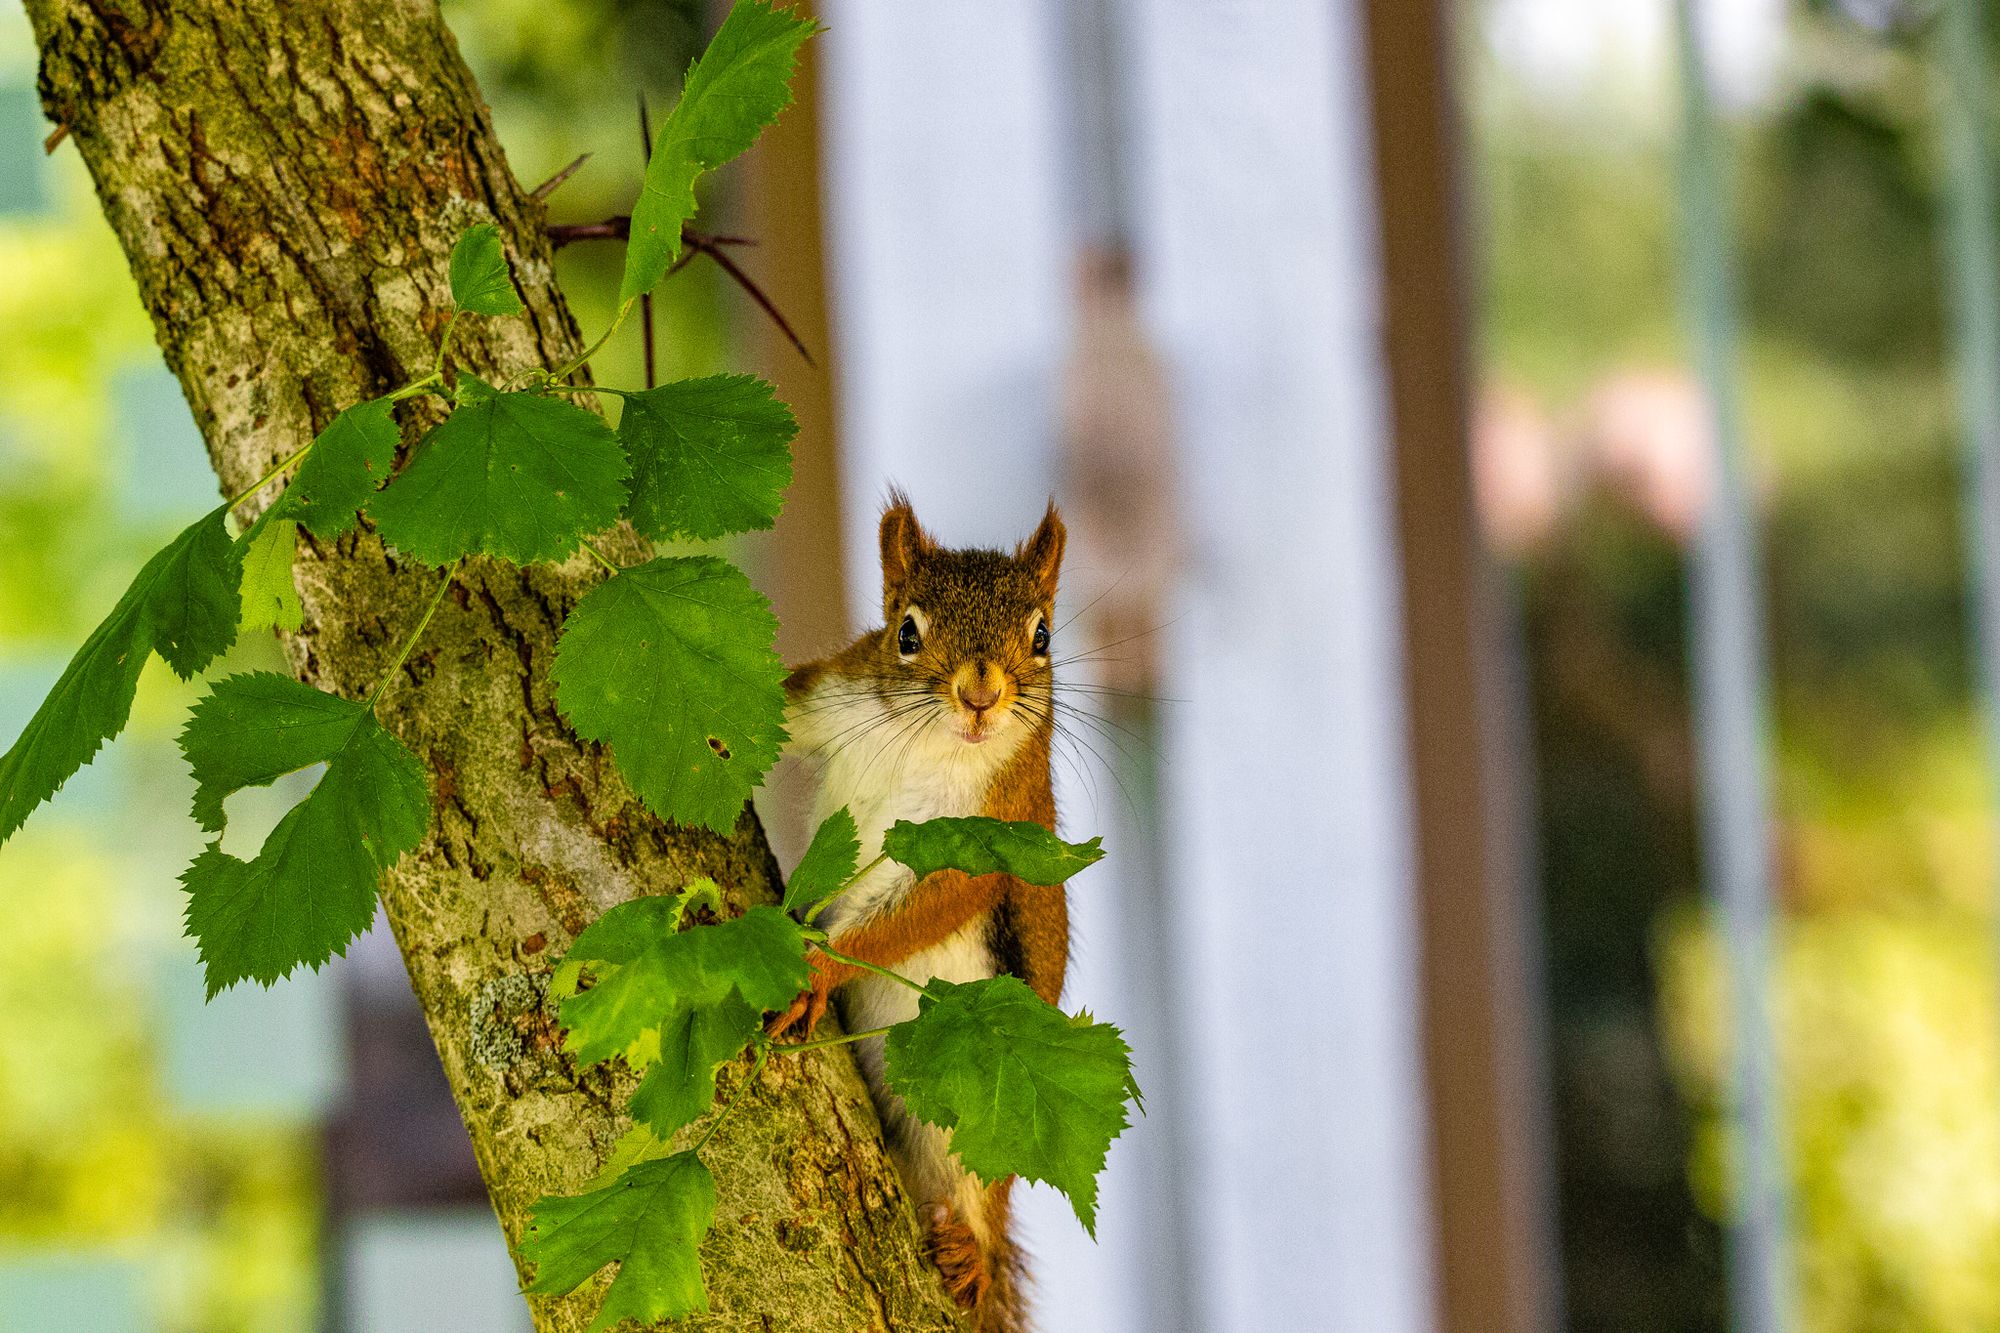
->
[529,152,591,201]
[768,1024,897,1055]
[690,234,816,367]
[817,943,925,994]
[42,124,68,154]
[366,562,460,710]
[547,218,629,246]
[546,216,757,249]
[639,94,658,390]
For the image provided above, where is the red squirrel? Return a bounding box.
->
[768,492,1069,1332]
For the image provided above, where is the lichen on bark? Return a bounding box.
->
[25,0,964,1327]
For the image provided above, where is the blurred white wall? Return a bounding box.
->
[817,2,1437,1329]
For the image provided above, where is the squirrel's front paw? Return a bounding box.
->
[764,979,831,1039]
[765,949,859,1040]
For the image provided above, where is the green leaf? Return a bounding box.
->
[621,2,818,301]
[551,555,788,834]
[449,223,525,316]
[553,880,725,998]
[627,995,761,1138]
[239,516,303,632]
[882,975,1139,1235]
[882,816,1105,886]
[274,398,400,539]
[178,672,429,995]
[782,806,858,915]
[553,894,801,1137]
[521,1152,716,1330]
[618,375,796,540]
[367,376,629,565]
[559,902,806,1067]
[0,506,240,845]
[582,1122,679,1190]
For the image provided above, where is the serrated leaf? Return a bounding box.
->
[553,882,725,1004]
[551,555,788,833]
[783,806,858,914]
[180,671,370,831]
[621,2,818,301]
[559,903,806,1067]
[0,506,240,845]
[449,223,524,316]
[239,516,303,631]
[883,816,1104,886]
[883,974,1139,1235]
[618,375,796,540]
[178,672,429,994]
[522,1152,716,1330]
[271,398,400,539]
[367,376,629,565]
[583,1123,678,1190]
[627,995,761,1137]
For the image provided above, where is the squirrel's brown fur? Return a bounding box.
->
[770,493,1068,1333]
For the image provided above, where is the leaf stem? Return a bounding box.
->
[390,371,443,402]
[579,539,623,576]
[226,442,314,511]
[817,942,927,995]
[554,298,635,381]
[806,852,888,925]
[365,560,460,710]
[693,1043,768,1154]
[433,311,461,382]
[766,1024,896,1055]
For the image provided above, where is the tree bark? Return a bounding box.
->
[27,2,963,1329]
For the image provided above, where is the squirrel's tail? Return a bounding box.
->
[874,1079,1031,1329]
[926,1173,1026,1333]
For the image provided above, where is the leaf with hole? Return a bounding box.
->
[367,375,628,565]
[551,555,788,833]
[0,506,240,846]
[178,672,429,995]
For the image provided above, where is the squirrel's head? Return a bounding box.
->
[869,490,1065,749]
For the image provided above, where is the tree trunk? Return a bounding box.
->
[26,2,962,1328]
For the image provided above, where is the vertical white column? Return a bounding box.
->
[817,0,1073,609]
[1120,2,1438,1329]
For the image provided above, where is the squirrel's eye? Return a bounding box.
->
[897,615,922,655]
[1032,620,1050,656]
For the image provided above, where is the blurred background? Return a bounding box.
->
[1,0,1996,1330]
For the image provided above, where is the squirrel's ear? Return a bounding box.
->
[1020,501,1066,601]
[880,489,935,604]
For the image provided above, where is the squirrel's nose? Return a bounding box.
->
[956,663,1002,712]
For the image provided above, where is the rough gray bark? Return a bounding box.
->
[27,2,963,1329]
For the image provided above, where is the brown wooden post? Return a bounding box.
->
[1360,3,1560,1330]
[737,0,847,666]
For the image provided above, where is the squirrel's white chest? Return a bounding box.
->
[786,676,1010,933]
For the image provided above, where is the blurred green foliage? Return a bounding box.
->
[1477,2,2000,1328]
